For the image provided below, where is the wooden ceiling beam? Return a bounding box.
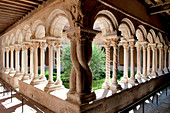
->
[150,3,170,15]
[0,1,34,10]
[0,9,27,16]
[0,11,24,17]
[0,4,30,12]
[18,0,42,5]
[1,0,38,8]
[0,6,29,13]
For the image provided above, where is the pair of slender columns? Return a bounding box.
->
[39,42,47,81]
[102,39,121,90]
[157,45,164,74]
[22,45,30,80]
[9,47,16,74]
[163,46,169,73]
[110,39,122,90]
[147,45,151,75]
[135,43,142,79]
[2,49,5,71]
[150,45,158,77]
[120,42,129,83]
[169,49,170,71]
[29,46,34,78]
[141,44,148,80]
[102,41,111,89]
[14,46,21,77]
[128,41,138,84]
[30,42,40,85]
[5,47,10,73]
[44,41,58,92]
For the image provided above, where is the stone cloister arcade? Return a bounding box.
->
[0,1,170,113]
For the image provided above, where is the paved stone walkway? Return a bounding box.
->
[132,85,170,113]
[0,84,54,113]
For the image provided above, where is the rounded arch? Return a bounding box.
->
[93,10,118,36]
[15,29,24,43]
[147,32,154,43]
[5,36,10,46]
[23,24,32,41]
[149,29,156,43]
[9,33,15,45]
[138,25,147,40]
[119,23,131,40]
[32,20,45,39]
[121,18,135,35]
[136,28,144,41]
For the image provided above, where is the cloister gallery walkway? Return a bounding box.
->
[0,1,170,112]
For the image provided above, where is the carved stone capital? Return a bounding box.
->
[105,40,111,48]
[122,42,129,49]
[32,42,39,49]
[129,41,135,48]
[14,46,20,51]
[164,46,168,51]
[5,47,10,52]
[10,47,15,51]
[142,44,147,50]
[39,42,46,49]
[47,41,55,48]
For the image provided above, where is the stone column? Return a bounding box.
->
[169,49,170,71]
[163,46,169,73]
[14,46,22,77]
[67,31,96,105]
[147,45,151,75]
[110,39,122,90]
[150,45,158,77]
[55,42,64,88]
[120,42,129,83]
[2,49,5,72]
[30,42,40,85]
[29,46,34,78]
[39,42,47,82]
[135,43,142,79]
[20,46,25,75]
[22,45,30,80]
[102,41,111,89]
[141,44,148,80]
[157,45,163,74]
[44,41,57,92]
[5,47,10,73]
[129,41,138,84]
[155,47,158,72]
[9,47,15,74]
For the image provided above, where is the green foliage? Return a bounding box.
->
[61,44,106,78]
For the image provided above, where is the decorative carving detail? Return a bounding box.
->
[14,46,21,51]
[47,41,55,48]
[70,1,84,27]
[32,42,39,49]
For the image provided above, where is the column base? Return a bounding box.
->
[9,70,16,75]
[67,91,96,105]
[109,83,122,91]
[5,68,11,74]
[135,73,142,79]
[157,69,164,75]
[120,76,128,83]
[39,77,48,84]
[141,74,149,81]
[163,68,169,73]
[55,79,65,89]
[128,78,138,84]
[14,71,24,78]
[30,78,41,85]
[150,71,158,78]
[44,81,58,93]
[147,71,151,76]
[102,81,110,89]
[21,73,30,81]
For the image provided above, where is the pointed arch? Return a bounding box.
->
[9,33,15,45]
[138,25,147,40]
[23,24,32,41]
[149,29,156,43]
[32,20,45,39]
[15,29,23,43]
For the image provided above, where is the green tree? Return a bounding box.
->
[61,44,106,78]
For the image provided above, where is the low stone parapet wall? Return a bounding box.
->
[0,72,19,88]
[81,73,170,113]
[19,80,80,113]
